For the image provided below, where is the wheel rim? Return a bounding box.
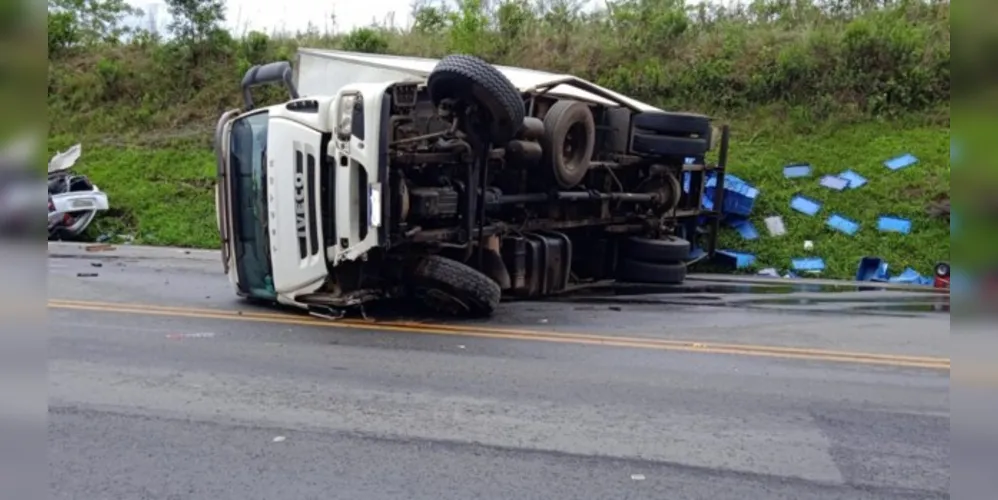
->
[562,122,589,175]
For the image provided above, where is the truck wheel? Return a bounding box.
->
[616,258,687,285]
[621,236,690,263]
[542,100,596,189]
[427,55,526,145]
[633,111,711,139]
[632,134,709,158]
[408,255,501,317]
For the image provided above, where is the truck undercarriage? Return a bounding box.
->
[221,53,728,317]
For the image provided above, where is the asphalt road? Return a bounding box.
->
[47,243,951,500]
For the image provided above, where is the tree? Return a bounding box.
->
[164,0,225,45]
[47,0,142,46]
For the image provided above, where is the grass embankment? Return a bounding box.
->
[47,0,951,279]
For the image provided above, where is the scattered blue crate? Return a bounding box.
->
[856,257,889,282]
[729,219,759,240]
[703,173,759,217]
[838,170,867,189]
[885,153,918,171]
[790,194,822,216]
[826,214,860,235]
[783,163,813,179]
[877,216,912,234]
[819,175,849,191]
[715,250,757,269]
[791,257,825,272]
[888,267,933,286]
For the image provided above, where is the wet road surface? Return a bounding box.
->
[48,243,950,499]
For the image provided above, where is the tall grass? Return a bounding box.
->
[48,0,950,140]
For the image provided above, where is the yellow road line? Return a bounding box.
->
[47,299,950,370]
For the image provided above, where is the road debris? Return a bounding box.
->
[819,175,849,191]
[76,272,98,278]
[763,216,786,237]
[85,243,115,252]
[877,216,912,234]
[791,257,825,273]
[826,214,860,236]
[630,474,646,481]
[838,170,867,189]
[783,164,812,178]
[272,436,286,443]
[165,332,216,340]
[790,194,821,216]
[885,153,918,171]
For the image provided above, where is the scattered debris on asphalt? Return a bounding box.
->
[85,243,115,252]
[76,272,98,278]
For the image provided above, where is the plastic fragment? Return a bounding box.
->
[855,257,889,282]
[888,267,933,286]
[783,164,812,178]
[716,250,756,269]
[764,216,786,237]
[803,240,814,251]
[790,195,822,216]
[819,175,849,191]
[885,153,918,171]
[757,268,780,277]
[826,214,860,235]
[791,257,825,272]
[730,219,759,240]
[877,216,912,234]
[838,170,867,189]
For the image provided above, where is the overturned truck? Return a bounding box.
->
[214,49,729,317]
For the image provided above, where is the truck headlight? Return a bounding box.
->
[337,94,356,137]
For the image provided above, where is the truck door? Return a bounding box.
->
[265,117,329,294]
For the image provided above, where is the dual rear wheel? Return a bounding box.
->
[615,236,690,285]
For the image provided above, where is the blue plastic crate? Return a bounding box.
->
[704,173,759,217]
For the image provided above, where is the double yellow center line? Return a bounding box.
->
[47,299,950,371]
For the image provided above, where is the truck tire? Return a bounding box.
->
[633,111,711,139]
[621,236,690,263]
[616,258,687,285]
[632,134,709,158]
[427,55,526,145]
[542,100,596,189]
[408,255,501,317]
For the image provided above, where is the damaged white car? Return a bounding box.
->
[47,144,109,240]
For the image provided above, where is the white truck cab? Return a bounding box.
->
[214,49,728,316]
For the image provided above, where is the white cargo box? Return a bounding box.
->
[293,48,662,112]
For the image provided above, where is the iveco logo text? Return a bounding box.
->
[294,172,307,238]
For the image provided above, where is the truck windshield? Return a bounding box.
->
[229,111,276,299]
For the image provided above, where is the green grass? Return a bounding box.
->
[716,120,949,277]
